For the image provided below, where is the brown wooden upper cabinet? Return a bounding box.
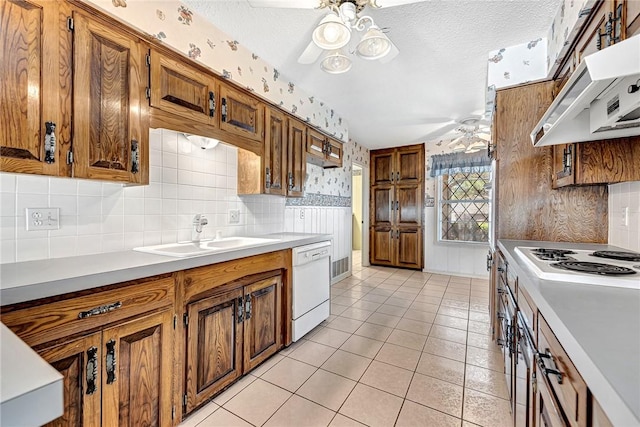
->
[1,0,72,177]
[263,108,287,195]
[149,48,218,127]
[219,83,264,144]
[71,11,149,184]
[287,118,307,197]
[306,128,343,168]
[371,145,423,185]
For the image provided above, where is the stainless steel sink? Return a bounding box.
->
[133,237,279,257]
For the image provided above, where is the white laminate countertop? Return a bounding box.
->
[498,240,640,427]
[0,233,332,306]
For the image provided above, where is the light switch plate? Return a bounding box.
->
[26,208,60,231]
[229,209,240,224]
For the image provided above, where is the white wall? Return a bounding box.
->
[608,181,640,252]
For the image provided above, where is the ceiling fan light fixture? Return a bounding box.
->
[356,25,391,60]
[320,49,352,74]
[185,134,220,150]
[312,12,351,50]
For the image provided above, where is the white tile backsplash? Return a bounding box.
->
[609,181,640,252]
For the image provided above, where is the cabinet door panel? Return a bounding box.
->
[396,185,422,226]
[371,151,394,185]
[287,119,306,197]
[101,310,173,427]
[72,13,148,184]
[264,108,286,195]
[371,186,394,225]
[185,288,244,412]
[370,227,395,266]
[325,138,342,167]
[396,146,423,183]
[396,228,422,269]
[0,0,71,176]
[220,84,263,143]
[39,333,102,427]
[244,275,281,371]
[551,144,575,188]
[150,50,218,126]
[306,128,326,161]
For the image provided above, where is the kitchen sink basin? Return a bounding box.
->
[133,237,280,257]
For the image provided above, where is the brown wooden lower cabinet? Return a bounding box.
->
[370,227,422,269]
[184,273,282,414]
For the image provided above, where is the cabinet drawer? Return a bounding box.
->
[537,315,588,427]
[2,275,174,347]
[516,284,536,337]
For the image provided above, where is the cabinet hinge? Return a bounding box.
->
[183,394,188,408]
[66,150,73,165]
[67,17,74,31]
[183,313,189,327]
[173,314,177,329]
[145,87,151,100]
[171,406,176,420]
[145,53,151,67]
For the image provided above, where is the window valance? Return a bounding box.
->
[429,152,491,177]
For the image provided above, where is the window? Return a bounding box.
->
[438,170,491,242]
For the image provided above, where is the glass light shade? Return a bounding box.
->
[320,50,352,74]
[356,25,391,60]
[312,13,351,50]
[186,134,219,150]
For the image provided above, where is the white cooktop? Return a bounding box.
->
[515,247,640,290]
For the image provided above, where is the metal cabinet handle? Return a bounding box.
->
[562,145,573,173]
[265,167,271,189]
[288,172,294,190]
[209,91,215,117]
[395,201,399,211]
[237,296,244,323]
[78,301,122,319]
[497,312,505,320]
[105,339,116,385]
[486,253,493,271]
[496,338,505,347]
[131,140,139,174]
[537,349,563,384]
[497,266,505,273]
[245,294,252,320]
[221,98,228,122]
[396,171,399,181]
[86,346,98,395]
[44,122,56,164]
[390,171,394,182]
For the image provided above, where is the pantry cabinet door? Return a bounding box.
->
[72,12,148,184]
[264,108,287,195]
[287,119,307,197]
[0,0,71,176]
[370,227,395,266]
[243,275,282,371]
[396,228,422,269]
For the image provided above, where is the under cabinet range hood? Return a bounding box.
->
[531,35,640,147]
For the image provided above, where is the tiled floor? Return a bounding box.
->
[179,254,512,427]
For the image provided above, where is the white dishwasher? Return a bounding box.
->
[292,241,332,341]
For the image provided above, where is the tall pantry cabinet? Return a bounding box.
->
[370,144,424,270]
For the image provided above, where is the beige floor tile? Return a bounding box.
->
[467,331,500,351]
[179,401,219,427]
[470,301,490,313]
[361,293,389,303]
[466,346,505,372]
[443,293,470,302]
[289,340,337,367]
[359,360,413,397]
[468,320,491,335]
[278,338,306,356]
[463,388,512,427]
[416,352,466,386]
[339,384,403,427]
[413,294,442,305]
[406,373,463,418]
[354,322,394,341]
[385,297,413,308]
[332,296,357,307]
[212,374,257,406]
[392,290,419,300]
[321,349,372,381]
[403,309,436,323]
[368,288,394,297]
[465,365,510,399]
[441,299,471,310]
[197,408,252,427]
[395,400,461,427]
[340,334,384,358]
[395,318,432,335]
[376,304,408,317]
[408,301,440,314]
[331,303,348,316]
[386,329,428,351]
[331,288,347,297]
[326,316,364,334]
[263,395,335,427]
[261,357,317,392]
[469,311,491,323]
[438,306,469,319]
[308,327,352,348]
[297,369,356,411]
[339,307,374,322]
[430,324,468,344]
[223,378,292,426]
[350,300,382,311]
[423,337,467,362]
[420,289,445,298]
[434,314,469,331]
[402,280,425,289]
[374,343,421,370]
[250,354,285,377]
[462,421,483,427]
[367,312,402,328]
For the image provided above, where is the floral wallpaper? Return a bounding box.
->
[487,38,548,90]
[546,0,598,77]
[85,0,349,142]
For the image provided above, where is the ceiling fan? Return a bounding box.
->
[247,0,426,73]
[445,117,491,154]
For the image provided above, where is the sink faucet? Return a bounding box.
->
[192,214,208,242]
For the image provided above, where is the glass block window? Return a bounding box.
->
[438,170,491,242]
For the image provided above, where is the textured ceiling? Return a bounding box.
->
[183,0,560,149]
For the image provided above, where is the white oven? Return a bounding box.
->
[291,241,331,341]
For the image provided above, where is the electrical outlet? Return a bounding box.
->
[622,207,629,227]
[229,209,240,224]
[26,208,60,231]
[300,209,305,219]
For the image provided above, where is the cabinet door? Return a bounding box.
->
[396,185,422,226]
[72,12,148,184]
[371,150,395,185]
[150,49,218,126]
[185,288,244,412]
[264,108,287,195]
[325,138,343,167]
[243,275,282,371]
[39,333,102,427]
[220,84,264,143]
[371,186,394,226]
[287,119,307,197]
[396,228,422,269]
[575,0,614,63]
[395,145,423,183]
[306,128,327,161]
[370,227,395,266]
[101,310,173,427]
[0,0,71,176]
[551,144,575,188]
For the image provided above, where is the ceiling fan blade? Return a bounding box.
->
[371,0,427,7]
[422,121,458,140]
[247,0,321,8]
[298,41,323,64]
[477,133,491,141]
[378,39,399,64]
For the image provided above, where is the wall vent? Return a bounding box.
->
[332,257,349,279]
